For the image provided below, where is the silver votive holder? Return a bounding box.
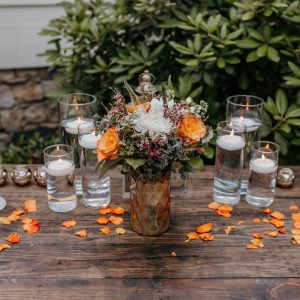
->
[0,167,8,186]
[11,166,32,186]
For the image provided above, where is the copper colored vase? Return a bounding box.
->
[130,173,171,236]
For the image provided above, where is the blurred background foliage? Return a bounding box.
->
[37,0,300,164]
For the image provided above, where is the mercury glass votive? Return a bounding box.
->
[213,121,246,206]
[11,166,32,186]
[246,141,280,208]
[78,122,111,208]
[226,95,264,194]
[44,144,77,212]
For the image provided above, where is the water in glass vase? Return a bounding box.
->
[45,160,77,212]
[213,135,245,206]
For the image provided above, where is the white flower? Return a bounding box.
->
[134,98,173,136]
[189,107,195,113]
[186,97,192,104]
[167,99,175,109]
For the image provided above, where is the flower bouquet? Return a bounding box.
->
[97,73,212,236]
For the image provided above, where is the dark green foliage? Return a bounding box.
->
[40,0,300,163]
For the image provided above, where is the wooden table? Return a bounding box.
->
[0,165,300,299]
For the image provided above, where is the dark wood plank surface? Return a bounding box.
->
[0,165,300,299]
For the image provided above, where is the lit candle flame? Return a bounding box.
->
[265,143,269,150]
[230,129,234,137]
[246,96,250,111]
[77,116,81,122]
[56,145,59,152]
[73,95,78,112]
[262,154,266,161]
[58,158,62,162]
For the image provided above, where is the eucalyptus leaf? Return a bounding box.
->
[125,158,146,170]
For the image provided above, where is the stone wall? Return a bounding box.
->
[0,68,58,152]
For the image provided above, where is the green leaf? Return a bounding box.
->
[288,61,300,77]
[149,44,164,59]
[256,44,268,57]
[264,97,278,115]
[274,132,288,155]
[260,124,272,138]
[170,41,193,55]
[246,50,259,62]
[242,11,254,21]
[125,158,146,170]
[275,89,288,115]
[236,39,260,49]
[227,28,244,40]
[286,106,300,118]
[247,28,264,42]
[99,158,122,179]
[267,47,280,62]
[217,57,225,68]
[291,138,300,146]
[194,33,202,53]
[280,123,291,133]
[286,119,300,126]
[187,156,204,171]
[269,36,283,44]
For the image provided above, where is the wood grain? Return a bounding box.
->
[0,165,299,299]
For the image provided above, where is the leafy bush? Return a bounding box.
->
[0,133,59,164]
[41,0,300,164]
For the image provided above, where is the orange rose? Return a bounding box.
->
[127,102,150,113]
[178,113,206,142]
[97,127,120,162]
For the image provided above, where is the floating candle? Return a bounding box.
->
[46,159,74,176]
[231,116,260,133]
[250,155,277,174]
[64,118,94,135]
[217,131,245,151]
[79,132,99,149]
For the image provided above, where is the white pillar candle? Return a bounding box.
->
[217,135,245,151]
[65,118,94,135]
[46,159,74,176]
[79,133,99,149]
[250,157,277,174]
[231,116,260,132]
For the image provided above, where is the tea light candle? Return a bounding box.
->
[231,116,260,132]
[250,155,277,174]
[217,132,245,151]
[46,159,74,176]
[79,132,99,150]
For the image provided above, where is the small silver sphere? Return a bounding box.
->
[276,167,295,188]
[0,167,8,186]
[11,166,32,186]
[34,166,47,187]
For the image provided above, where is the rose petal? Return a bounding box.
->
[7,215,20,222]
[6,232,20,244]
[251,238,264,248]
[98,206,111,215]
[11,209,24,216]
[291,229,300,235]
[278,228,286,234]
[198,233,214,241]
[263,208,272,214]
[62,220,77,228]
[170,251,177,257]
[224,226,236,235]
[186,232,199,240]
[109,216,123,225]
[24,199,37,213]
[21,217,32,224]
[208,202,221,210]
[291,213,300,222]
[96,217,110,225]
[74,230,87,238]
[290,205,298,211]
[111,207,125,215]
[0,217,10,225]
[269,218,285,228]
[252,218,260,223]
[294,222,300,229]
[252,232,264,239]
[115,227,126,235]
[270,211,285,220]
[0,244,11,252]
[23,219,39,234]
[100,227,111,235]
[196,223,212,234]
[264,231,278,237]
[238,220,244,225]
[246,244,258,249]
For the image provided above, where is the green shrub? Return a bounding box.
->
[40,0,300,164]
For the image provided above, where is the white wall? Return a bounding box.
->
[0,0,63,69]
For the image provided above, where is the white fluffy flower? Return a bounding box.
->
[186,97,192,104]
[134,98,173,136]
[167,99,175,109]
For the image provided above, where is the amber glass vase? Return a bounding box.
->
[130,171,171,236]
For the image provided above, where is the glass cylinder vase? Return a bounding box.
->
[130,171,171,236]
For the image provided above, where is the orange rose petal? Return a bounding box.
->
[0,244,11,252]
[264,230,278,237]
[263,208,272,214]
[74,230,87,238]
[98,207,111,215]
[246,244,258,249]
[224,226,236,235]
[294,222,300,229]
[252,232,264,239]
[111,206,125,215]
[291,213,300,222]
[261,217,269,223]
[251,238,264,248]
[0,217,10,225]
[290,205,298,211]
[170,251,177,257]
[252,218,260,223]
[6,232,20,244]
[278,228,286,234]
[11,209,24,216]
[115,227,126,235]
[291,235,300,245]
[7,214,20,222]
[196,223,212,234]
[199,233,214,241]
[270,218,285,228]
[100,227,111,235]
[24,199,37,213]
[186,232,199,240]
[109,216,123,225]
[208,202,221,210]
[23,219,39,234]
[291,229,300,235]
[22,217,32,224]
[238,220,244,225]
[217,210,231,218]
[218,204,233,213]
[96,217,110,225]
[270,211,285,220]
[62,220,77,228]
